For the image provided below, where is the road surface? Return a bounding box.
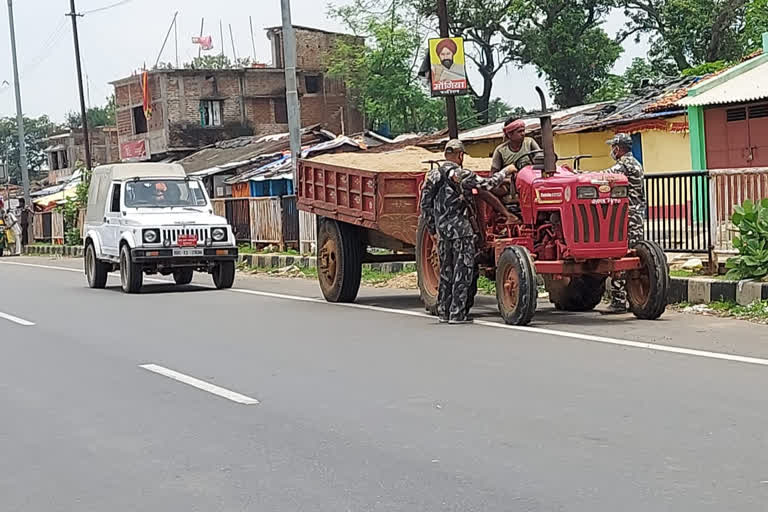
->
[2,256,768,511]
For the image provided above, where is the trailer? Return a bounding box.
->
[297,147,490,302]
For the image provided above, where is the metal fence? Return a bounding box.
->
[644,171,711,254]
[709,168,768,254]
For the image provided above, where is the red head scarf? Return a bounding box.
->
[435,39,458,56]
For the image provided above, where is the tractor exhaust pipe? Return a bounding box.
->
[535,87,556,177]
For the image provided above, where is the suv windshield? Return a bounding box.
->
[124,179,208,208]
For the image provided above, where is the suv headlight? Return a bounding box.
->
[211,227,227,242]
[611,185,628,198]
[142,228,160,244]
[576,186,598,199]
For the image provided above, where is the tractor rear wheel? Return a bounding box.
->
[627,240,669,320]
[317,219,363,303]
[550,275,606,312]
[496,246,537,326]
[416,218,439,315]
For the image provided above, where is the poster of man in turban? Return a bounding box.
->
[428,37,468,97]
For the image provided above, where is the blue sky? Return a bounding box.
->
[0,0,650,122]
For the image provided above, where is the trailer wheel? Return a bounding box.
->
[627,240,669,320]
[550,275,606,312]
[416,218,439,315]
[496,246,537,326]
[317,219,363,303]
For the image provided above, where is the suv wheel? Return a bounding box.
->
[120,245,143,293]
[212,261,235,289]
[85,243,109,289]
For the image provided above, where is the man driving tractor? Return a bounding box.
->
[491,118,541,173]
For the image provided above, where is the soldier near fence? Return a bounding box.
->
[419,139,512,324]
[601,133,646,313]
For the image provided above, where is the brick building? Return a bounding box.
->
[43,126,119,184]
[111,26,364,162]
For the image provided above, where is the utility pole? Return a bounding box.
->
[436,0,458,139]
[6,0,30,205]
[280,0,302,184]
[67,0,92,170]
[249,16,257,61]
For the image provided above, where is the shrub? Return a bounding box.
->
[725,199,768,280]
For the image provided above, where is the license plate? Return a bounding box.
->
[178,234,198,247]
[173,248,204,257]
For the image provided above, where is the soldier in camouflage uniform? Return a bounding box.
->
[602,133,645,313]
[420,140,512,324]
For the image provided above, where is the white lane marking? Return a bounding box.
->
[232,291,768,368]
[139,364,259,405]
[0,311,35,326]
[6,260,768,368]
[0,261,83,273]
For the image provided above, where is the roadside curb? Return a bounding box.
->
[238,253,416,273]
[24,245,84,258]
[669,277,768,305]
[22,245,416,274]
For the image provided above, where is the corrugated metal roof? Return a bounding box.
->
[679,60,768,106]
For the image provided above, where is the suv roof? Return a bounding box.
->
[99,163,187,181]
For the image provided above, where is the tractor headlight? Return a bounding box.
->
[576,186,598,199]
[211,227,227,242]
[142,229,160,244]
[611,185,628,198]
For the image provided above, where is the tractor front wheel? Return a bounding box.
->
[627,240,669,320]
[496,246,537,326]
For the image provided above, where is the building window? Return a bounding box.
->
[274,98,288,124]
[132,106,148,134]
[305,75,321,94]
[200,100,223,127]
[50,152,60,170]
[59,150,68,169]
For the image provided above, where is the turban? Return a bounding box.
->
[503,119,526,135]
[435,39,457,56]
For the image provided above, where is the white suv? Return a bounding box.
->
[83,163,238,293]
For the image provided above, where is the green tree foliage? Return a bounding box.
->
[619,0,768,73]
[589,57,668,101]
[726,199,768,280]
[66,94,116,129]
[508,0,623,108]
[0,115,62,184]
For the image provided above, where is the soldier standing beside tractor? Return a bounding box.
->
[419,140,512,324]
[601,133,646,313]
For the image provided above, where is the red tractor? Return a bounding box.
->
[416,89,668,325]
[297,88,668,326]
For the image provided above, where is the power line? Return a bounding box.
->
[81,0,134,15]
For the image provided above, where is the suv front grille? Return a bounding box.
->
[571,203,627,243]
[161,227,211,246]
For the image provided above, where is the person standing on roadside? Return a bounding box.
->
[18,197,32,248]
[420,140,513,324]
[601,133,645,313]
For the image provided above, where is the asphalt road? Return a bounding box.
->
[2,256,768,511]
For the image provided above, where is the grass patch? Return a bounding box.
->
[670,269,730,280]
[237,244,301,256]
[678,299,768,323]
[478,276,496,295]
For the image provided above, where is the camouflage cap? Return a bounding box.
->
[606,133,632,148]
[444,139,465,154]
